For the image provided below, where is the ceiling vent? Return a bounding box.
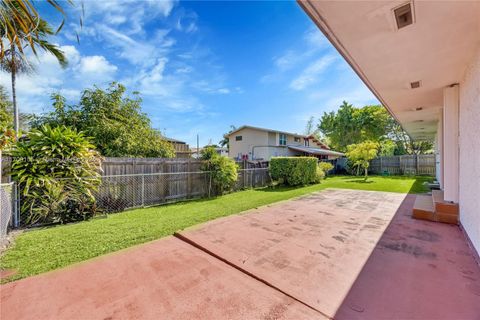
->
[394,3,414,29]
[410,81,421,89]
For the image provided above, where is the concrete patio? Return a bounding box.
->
[1,189,479,319]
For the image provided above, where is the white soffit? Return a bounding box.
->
[299,0,480,140]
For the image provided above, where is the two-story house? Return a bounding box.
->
[226,125,343,161]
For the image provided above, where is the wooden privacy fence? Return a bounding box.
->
[101,157,204,176]
[369,154,436,175]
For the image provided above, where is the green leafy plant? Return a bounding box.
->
[269,157,318,186]
[201,146,238,196]
[345,141,379,181]
[315,165,325,183]
[11,125,102,225]
[318,162,334,176]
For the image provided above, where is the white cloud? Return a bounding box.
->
[96,24,173,68]
[82,0,176,35]
[262,27,332,84]
[290,55,336,90]
[78,56,117,76]
[0,45,118,114]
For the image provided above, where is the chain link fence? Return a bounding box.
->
[94,168,271,213]
[0,169,271,233]
[0,182,15,239]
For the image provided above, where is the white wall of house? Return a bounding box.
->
[228,127,304,160]
[459,47,480,254]
[229,127,269,160]
[443,85,460,203]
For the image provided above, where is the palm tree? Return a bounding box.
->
[0,0,76,60]
[1,5,68,135]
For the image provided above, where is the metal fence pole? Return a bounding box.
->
[141,174,145,207]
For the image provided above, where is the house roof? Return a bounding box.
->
[226,125,304,139]
[161,136,186,144]
[288,145,344,157]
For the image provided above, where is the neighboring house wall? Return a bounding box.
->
[459,47,480,254]
[229,128,305,160]
[229,127,269,160]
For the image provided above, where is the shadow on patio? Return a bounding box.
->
[333,194,480,319]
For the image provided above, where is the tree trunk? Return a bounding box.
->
[11,46,19,137]
[364,166,368,181]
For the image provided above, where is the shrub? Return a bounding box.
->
[269,157,317,186]
[201,147,238,196]
[11,125,102,225]
[315,165,325,183]
[318,162,334,176]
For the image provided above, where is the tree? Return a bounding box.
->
[345,141,379,181]
[1,8,68,135]
[219,125,237,148]
[318,102,391,151]
[317,101,434,154]
[0,0,78,60]
[387,120,433,155]
[31,83,176,158]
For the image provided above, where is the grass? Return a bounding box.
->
[1,175,431,282]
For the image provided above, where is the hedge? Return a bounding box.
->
[269,157,318,186]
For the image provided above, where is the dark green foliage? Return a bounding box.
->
[270,157,318,186]
[0,85,12,131]
[201,146,238,195]
[30,83,175,158]
[200,145,218,161]
[317,101,434,155]
[11,125,102,225]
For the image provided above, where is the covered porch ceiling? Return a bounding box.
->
[298,0,480,140]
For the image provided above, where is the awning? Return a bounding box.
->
[288,145,344,157]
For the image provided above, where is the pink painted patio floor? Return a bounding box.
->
[2,189,479,319]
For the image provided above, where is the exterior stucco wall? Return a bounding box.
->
[459,47,480,255]
[443,86,460,202]
[228,128,268,160]
[228,128,304,160]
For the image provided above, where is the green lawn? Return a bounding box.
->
[1,175,431,282]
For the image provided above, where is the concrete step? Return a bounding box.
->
[412,195,435,221]
[412,194,459,225]
[432,190,459,215]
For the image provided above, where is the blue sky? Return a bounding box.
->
[0,0,378,146]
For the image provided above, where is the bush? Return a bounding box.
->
[315,165,325,183]
[11,125,102,225]
[318,162,334,176]
[269,157,317,186]
[201,147,238,196]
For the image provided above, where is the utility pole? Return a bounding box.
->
[197,134,199,158]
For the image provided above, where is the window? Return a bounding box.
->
[279,133,287,146]
[235,136,242,141]
[294,137,301,143]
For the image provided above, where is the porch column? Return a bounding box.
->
[442,85,459,203]
[435,112,443,189]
